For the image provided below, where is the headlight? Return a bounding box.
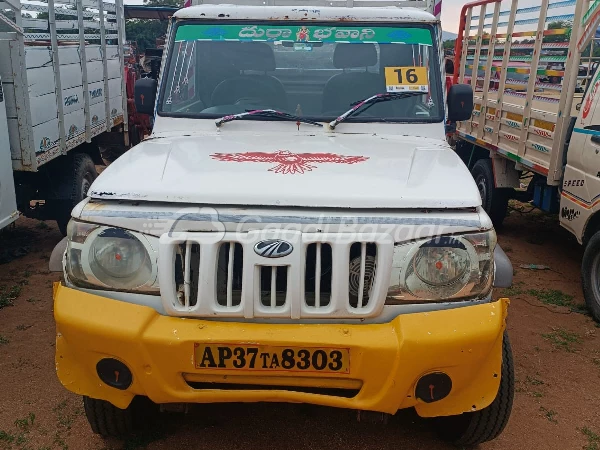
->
[65,220,159,294]
[386,231,496,304]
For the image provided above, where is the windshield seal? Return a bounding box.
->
[156,20,444,124]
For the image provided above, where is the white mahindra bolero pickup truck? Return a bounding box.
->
[50,3,515,446]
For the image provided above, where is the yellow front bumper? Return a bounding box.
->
[54,283,509,417]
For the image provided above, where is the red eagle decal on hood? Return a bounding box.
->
[210,150,369,175]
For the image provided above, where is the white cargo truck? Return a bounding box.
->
[0,75,18,229]
[51,0,519,446]
[451,0,600,322]
[0,0,128,234]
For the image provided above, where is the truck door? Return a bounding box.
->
[562,69,600,242]
[0,76,19,230]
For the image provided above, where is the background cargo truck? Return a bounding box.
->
[0,0,128,234]
[450,0,600,322]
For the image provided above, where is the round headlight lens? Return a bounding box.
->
[88,228,152,289]
[405,237,472,299]
[413,245,470,286]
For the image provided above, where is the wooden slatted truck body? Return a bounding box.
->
[451,0,600,321]
[0,0,128,233]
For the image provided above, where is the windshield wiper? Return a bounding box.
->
[328,92,428,130]
[215,109,323,128]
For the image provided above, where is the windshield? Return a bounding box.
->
[158,22,442,123]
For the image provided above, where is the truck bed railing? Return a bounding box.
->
[453,0,595,185]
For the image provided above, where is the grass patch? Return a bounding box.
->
[539,406,558,424]
[532,391,544,398]
[14,413,35,431]
[52,400,79,450]
[0,430,15,443]
[582,427,600,450]
[571,303,591,315]
[542,328,582,352]
[528,289,573,307]
[36,221,50,230]
[524,288,588,315]
[26,297,38,304]
[0,284,22,309]
[52,398,84,449]
[525,375,544,386]
[53,431,67,450]
[502,281,525,297]
[15,433,26,445]
[0,335,9,345]
[16,324,32,331]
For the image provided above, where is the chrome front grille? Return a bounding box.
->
[348,242,377,309]
[159,232,393,319]
[305,243,332,309]
[216,242,243,308]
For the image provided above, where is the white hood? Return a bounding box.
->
[90,132,481,209]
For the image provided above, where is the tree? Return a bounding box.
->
[125,0,183,52]
[545,20,572,43]
[443,39,455,50]
[126,20,168,52]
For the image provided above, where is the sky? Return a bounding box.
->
[440,0,541,33]
[440,0,463,34]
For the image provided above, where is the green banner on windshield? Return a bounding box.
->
[175,24,433,45]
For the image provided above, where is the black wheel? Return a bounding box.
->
[471,159,510,228]
[581,231,600,322]
[83,396,159,438]
[83,396,134,437]
[435,332,514,447]
[56,153,97,235]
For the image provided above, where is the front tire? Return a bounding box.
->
[581,231,600,322]
[83,396,134,437]
[471,159,510,228]
[436,332,514,447]
[56,153,97,235]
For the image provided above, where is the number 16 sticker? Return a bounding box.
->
[384,66,429,93]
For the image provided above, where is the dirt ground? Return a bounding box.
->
[0,209,599,450]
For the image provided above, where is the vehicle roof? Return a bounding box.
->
[173,5,437,23]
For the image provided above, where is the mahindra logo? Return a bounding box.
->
[254,239,293,258]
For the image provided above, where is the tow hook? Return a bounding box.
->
[356,410,391,424]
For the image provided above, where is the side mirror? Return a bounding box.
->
[134,78,158,116]
[447,84,474,122]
